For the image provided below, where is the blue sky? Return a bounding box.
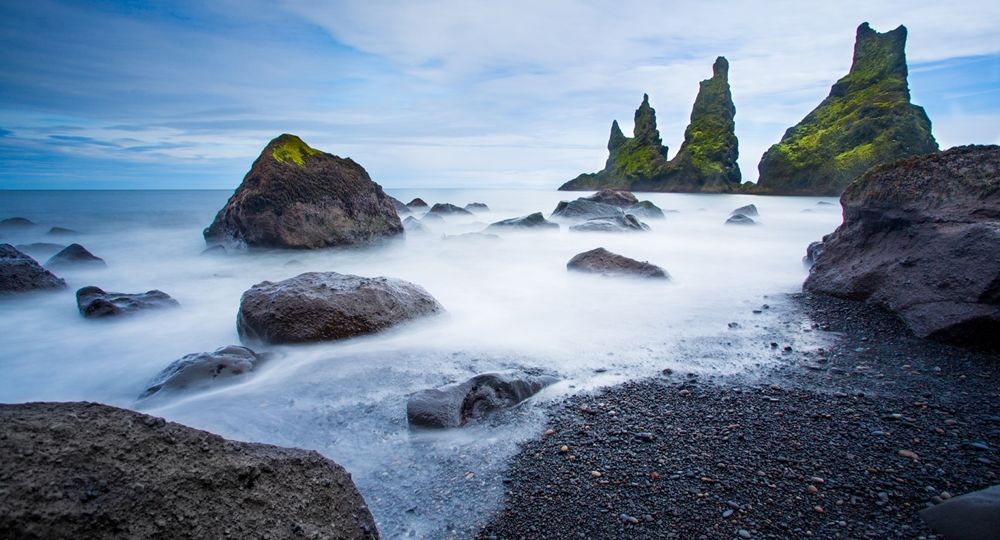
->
[1,0,998,190]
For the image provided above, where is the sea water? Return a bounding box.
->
[0,188,842,537]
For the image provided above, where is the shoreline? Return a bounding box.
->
[478,293,999,539]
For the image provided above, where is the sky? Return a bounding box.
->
[0,0,998,190]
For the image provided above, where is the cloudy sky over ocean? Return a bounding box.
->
[1,0,998,189]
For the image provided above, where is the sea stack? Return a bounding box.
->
[634,57,741,192]
[204,134,403,249]
[755,23,938,195]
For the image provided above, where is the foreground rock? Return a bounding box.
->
[0,402,377,539]
[755,23,938,195]
[486,212,559,231]
[920,485,1000,539]
[428,203,473,216]
[238,272,443,344]
[45,243,106,269]
[0,244,66,293]
[204,134,402,249]
[570,215,649,233]
[566,248,668,279]
[805,145,1000,348]
[407,372,558,429]
[76,286,179,318]
[139,345,270,400]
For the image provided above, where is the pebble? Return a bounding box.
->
[737,529,751,538]
[898,449,919,460]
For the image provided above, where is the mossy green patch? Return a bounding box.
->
[271,134,321,166]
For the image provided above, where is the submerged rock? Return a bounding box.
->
[76,286,179,318]
[464,202,490,212]
[407,372,558,429]
[428,203,473,216]
[204,134,402,249]
[0,217,34,229]
[584,189,638,208]
[805,145,1000,348]
[139,345,270,400]
[920,484,1000,540]
[569,214,650,233]
[238,272,443,344]
[755,23,938,195]
[551,199,624,221]
[0,401,377,539]
[45,243,106,269]
[725,214,756,226]
[14,242,65,257]
[803,240,826,267]
[626,200,666,220]
[46,226,76,236]
[730,204,759,217]
[566,247,669,279]
[0,244,66,293]
[486,212,559,231]
[402,215,429,234]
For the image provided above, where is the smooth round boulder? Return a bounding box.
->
[567,247,669,279]
[407,372,558,429]
[238,272,444,344]
[0,244,66,293]
[139,345,270,400]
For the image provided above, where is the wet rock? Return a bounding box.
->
[551,199,624,221]
[203,134,402,249]
[237,271,443,344]
[486,212,559,231]
[920,484,1000,540]
[428,203,473,216]
[46,226,77,236]
[725,214,756,225]
[0,217,34,229]
[566,247,669,279]
[805,145,1000,348]
[803,240,826,266]
[407,372,558,429]
[402,216,429,234]
[0,401,377,539]
[584,189,638,208]
[76,286,179,318]
[626,200,666,220]
[570,214,650,233]
[730,204,759,217]
[45,243,106,269]
[465,202,490,212]
[0,244,66,293]
[139,345,270,400]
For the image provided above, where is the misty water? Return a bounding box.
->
[0,189,842,537]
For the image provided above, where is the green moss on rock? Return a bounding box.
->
[754,23,938,196]
[271,134,321,166]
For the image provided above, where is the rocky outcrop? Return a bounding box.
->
[45,243,106,269]
[238,272,443,344]
[407,372,558,429]
[570,215,650,233]
[486,212,559,231]
[428,203,472,216]
[633,57,741,192]
[725,214,756,225]
[204,134,402,249]
[465,203,490,212]
[755,24,938,196]
[566,247,669,279]
[0,244,66,293]
[551,199,624,221]
[804,145,1000,348]
[76,286,179,318]
[625,201,666,220]
[0,402,378,539]
[139,346,270,400]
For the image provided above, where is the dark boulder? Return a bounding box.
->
[402,216,429,234]
[584,189,638,208]
[0,402,377,539]
[428,203,473,216]
[0,244,66,294]
[551,199,624,221]
[805,145,1000,348]
[566,247,669,279]
[406,198,429,209]
[920,484,1000,540]
[238,272,443,344]
[45,243,106,269]
[204,134,402,249]
[725,214,756,225]
[76,286,179,318]
[486,212,559,231]
[730,204,759,217]
[46,226,77,236]
[0,217,33,229]
[626,200,666,220]
[569,214,650,233]
[407,372,558,429]
[139,345,270,400]
[464,202,490,212]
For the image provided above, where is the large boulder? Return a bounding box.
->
[238,272,443,344]
[204,134,402,249]
[755,24,938,195]
[428,203,472,216]
[550,199,624,221]
[569,214,649,233]
[566,248,669,279]
[0,244,66,294]
[920,484,1000,540]
[805,145,1000,348]
[76,286,179,318]
[45,243,106,269]
[0,402,377,539]
[486,212,559,231]
[584,189,638,208]
[626,200,666,220]
[139,345,270,400]
[407,372,558,429]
